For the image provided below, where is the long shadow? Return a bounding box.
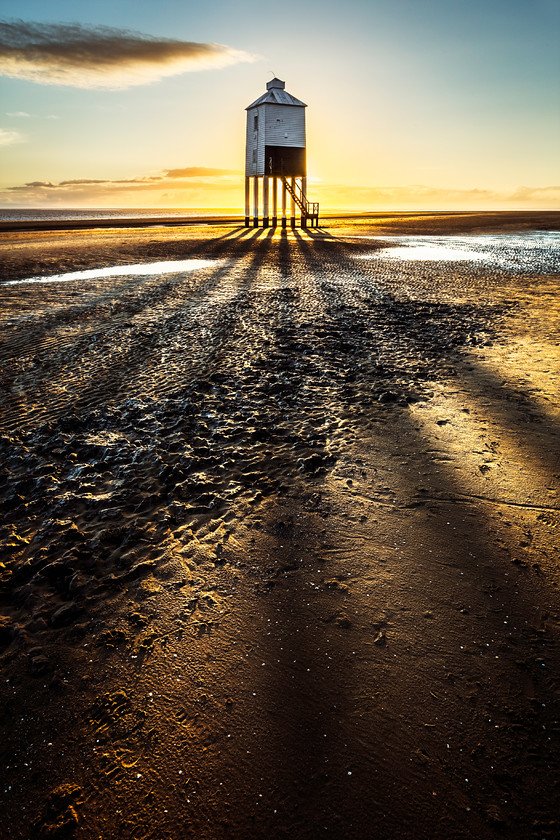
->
[167,231,352,836]
[192,225,248,244]
[157,229,503,836]
[151,226,362,838]
[303,408,560,839]
[0,226,288,625]
[39,226,560,839]
[0,226,263,362]
[60,228,276,414]
[0,225,353,838]
[0,228,284,645]
[296,228,560,488]
[452,357,560,481]
[224,229,560,838]
[286,231,559,584]
[0,229,274,432]
[305,226,337,241]
[3,225,558,839]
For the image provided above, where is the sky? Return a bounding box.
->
[0,0,559,210]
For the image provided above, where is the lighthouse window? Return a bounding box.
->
[254,114,258,131]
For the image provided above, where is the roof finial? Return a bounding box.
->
[266,76,285,90]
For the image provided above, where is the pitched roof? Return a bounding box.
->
[246,79,306,110]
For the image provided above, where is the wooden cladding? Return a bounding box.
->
[245,100,306,177]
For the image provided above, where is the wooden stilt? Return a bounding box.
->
[301,176,307,228]
[263,176,269,227]
[272,178,278,227]
[253,176,259,228]
[290,177,296,228]
[244,177,250,227]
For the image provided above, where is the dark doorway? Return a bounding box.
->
[265,145,306,177]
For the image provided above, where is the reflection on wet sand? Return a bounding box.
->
[3,258,219,286]
[354,232,560,269]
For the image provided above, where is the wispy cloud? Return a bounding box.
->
[0,168,241,208]
[6,110,30,117]
[7,167,240,193]
[0,20,256,89]
[509,185,560,202]
[0,126,25,146]
[4,167,241,203]
[164,167,239,178]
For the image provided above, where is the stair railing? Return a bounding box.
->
[281,177,319,223]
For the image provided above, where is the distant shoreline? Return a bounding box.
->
[0,214,242,233]
[0,209,559,235]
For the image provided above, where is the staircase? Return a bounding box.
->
[282,177,319,227]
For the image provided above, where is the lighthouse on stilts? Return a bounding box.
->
[245,78,319,229]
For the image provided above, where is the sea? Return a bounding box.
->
[0,208,239,223]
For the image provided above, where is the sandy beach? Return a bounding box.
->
[1,211,559,839]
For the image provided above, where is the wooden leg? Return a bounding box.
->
[290,177,295,228]
[244,177,250,227]
[253,176,259,227]
[263,177,269,227]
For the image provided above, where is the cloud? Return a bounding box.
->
[164,167,239,178]
[509,185,560,202]
[21,181,55,188]
[6,110,30,117]
[0,20,256,89]
[6,167,241,194]
[0,168,242,208]
[57,177,160,186]
[0,126,25,146]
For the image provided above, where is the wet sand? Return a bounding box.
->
[0,212,559,839]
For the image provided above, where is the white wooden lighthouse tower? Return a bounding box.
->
[245,78,319,228]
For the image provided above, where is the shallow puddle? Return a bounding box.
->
[355,232,560,271]
[3,258,219,286]
[377,242,486,262]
